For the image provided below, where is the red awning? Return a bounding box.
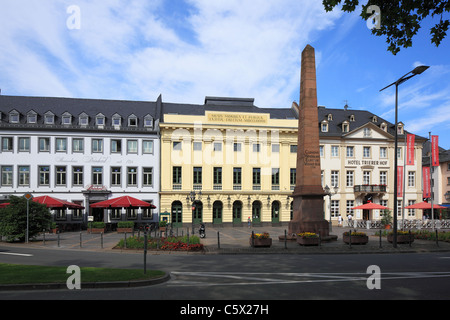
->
[33,196,84,209]
[352,202,389,210]
[405,201,446,210]
[90,196,156,209]
[0,203,10,208]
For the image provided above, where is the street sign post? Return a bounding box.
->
[23,193,33,243]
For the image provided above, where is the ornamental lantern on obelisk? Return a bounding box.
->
[288,44,330,238]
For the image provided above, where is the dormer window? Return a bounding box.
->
[342,121,349,133]
[96,113,105,126]
[327,114,333,121]
[44,111,55,125]
[372,116,378,123]
[349,115,355,122]
[380,122,387,132]
[112,113,121,127]
[27,111,37,124]
[128,114,137,127]
[9,110,20,123]
[62,112,72,125]
[397,123,404,135]
[79,112,89,126]
[321,120,329,132]
[144,114,154,128]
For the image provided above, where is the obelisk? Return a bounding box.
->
[288,44,330,237]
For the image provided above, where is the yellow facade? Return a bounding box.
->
[160,108,299,228]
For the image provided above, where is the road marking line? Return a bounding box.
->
[0,252,33,257]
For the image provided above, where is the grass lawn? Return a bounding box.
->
[0,263,165,285]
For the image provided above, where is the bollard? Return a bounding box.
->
[217,231,220,249]
[124,232,127,249]
[101,232,103,249]
[80,231,82,248]
[43,231,46,246]
[251,231,255,247]
[379,229,382,248]
[436,229,439,247]
[144,231,148,274]
[57,232,60,247]
[284,230,287,249]
[349,230,352,249]
[409,230,412,247]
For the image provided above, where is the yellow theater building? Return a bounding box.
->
[159,97,426,229]
[160,97,298,228]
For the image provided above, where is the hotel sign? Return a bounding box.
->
[347,159,389,167]
[207,112,268,124]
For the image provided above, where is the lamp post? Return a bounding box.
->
[189,190,201,234]
[380,65,429,248]
[324,185,338,231]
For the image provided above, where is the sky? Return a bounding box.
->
[0,0,449,149]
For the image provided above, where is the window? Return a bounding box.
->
[290,168,296,186]
[27,112,37,124]
[39,138,50,152]
[73,167,83,186]
[127,140,138,153]
[143,168,153,186]
[111,167,121,186]
[62,114,72,125]
[346,170,354,187]
[173,141,182,151]
[331,171,339,187]
[320,145,324,157]
[56,138,67,152]
[408,171,415,187]
[18,137,30,152]
[233,168,242,185]
[331,200,339,217]
[112,114,121,126]
[92,167,103,185]
[213,167,222,185]
[1,166,13,186]
[2,137,13,152]
[346,200,354,215]
[290,145,297,153]
[9,111,19,123]
[346,146,354,158]
[128,115,137,127]
[342,122,349,133]
[214,142,222,152]
[92,139,103,153]
[253,168,261,186]
[39,166,50,186]
[380,147,387,158]
[253,143,260,152]
[193,167,202,185]
[272,144,280,153]
[331,146,339,157]
[18,166,30,186]
[193,141,202,151]
[397,147,402,159]
[363,128,371,137]
[233,143,241,152]
[56,166,66,186]
[44,113,54,125]
[96,114,105,126]
[143,140,154,154]
[111,140,122,153]
[363,171,371,185]
[144,115,153,128]
[79,114,89,126]
[380,171,387,185]
[321,122,328,132]
[72,139,84,153]
[408,200,416,216]
[127,167,138,186]
[363,146,371,158]
[272,168,280,187]
[173,167,182,185]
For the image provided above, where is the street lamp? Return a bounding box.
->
[189,190,201,234]
[380,65,429,248]
[324,185,338,231]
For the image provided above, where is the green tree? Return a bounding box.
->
[0,196,52,242]
[323,0,450,55]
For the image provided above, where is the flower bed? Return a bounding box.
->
[297,233,319,246]
[115,235,204,252]
[387,231,414,244]
[250,232,272,247]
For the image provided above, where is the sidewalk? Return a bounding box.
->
[2,226,450,255]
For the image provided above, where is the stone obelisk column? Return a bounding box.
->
[288,44,329,237]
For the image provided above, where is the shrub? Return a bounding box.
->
[117,221,134,228]
[88,222,105,229]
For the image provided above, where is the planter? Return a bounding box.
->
[117,228,133,233]
[50,228,58,234]
[387,234,414,244]
[250,238,272,248]
[297,237,319,246]
[343,235,368,245]
[384,225,391,230]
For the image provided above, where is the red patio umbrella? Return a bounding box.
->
[352,202,389,210]
[405,201,446,210]
[90,196,156,209]
[0,203,10,208]
[33,196,84,209]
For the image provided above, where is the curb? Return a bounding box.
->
[0,272,171,291]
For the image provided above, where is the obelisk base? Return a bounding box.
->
[288,194,330,238]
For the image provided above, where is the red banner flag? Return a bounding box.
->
[432,135,439,166]
[406,134,415,165]
[422,166,431,198]
[397,166,403,197]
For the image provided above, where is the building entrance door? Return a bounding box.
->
[233,201,242,225]
[252,201,261,224]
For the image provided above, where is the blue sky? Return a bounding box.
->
[1,0,449,149]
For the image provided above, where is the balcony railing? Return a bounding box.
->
[354,185,387,193]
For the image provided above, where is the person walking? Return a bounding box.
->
[338,214,342,227]
[247,217,252,228]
